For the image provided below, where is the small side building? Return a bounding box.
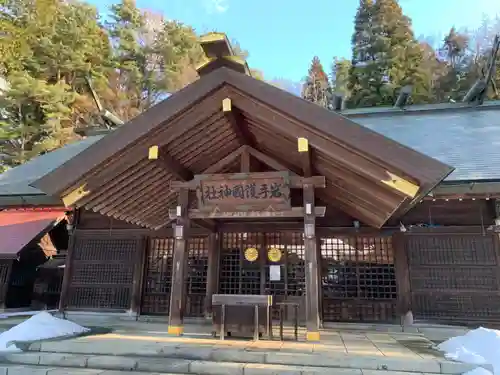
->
[0,136,102,310]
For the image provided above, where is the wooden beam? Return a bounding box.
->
[194,219,217,232]
[169,206,326,219]
[147,144,193,181]
[246,146,292,172]
[203,146,245,174]
[298,137,312,177]
[240,146,251,172]
[222,98,255,146]
[158,150,193,181]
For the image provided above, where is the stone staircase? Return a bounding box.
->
[0,335,493,375]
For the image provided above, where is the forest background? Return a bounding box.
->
[0,0,499,172]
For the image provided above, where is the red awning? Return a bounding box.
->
[0,209,67,259]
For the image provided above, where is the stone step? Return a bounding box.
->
[3,346,492,375]
[0,364,190,375]
[0,352,483,375]
[0,363,477,375]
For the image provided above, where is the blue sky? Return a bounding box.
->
[87,0,500,82]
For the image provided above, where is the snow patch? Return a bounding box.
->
[0,311,89,352]
[437,327,500,375]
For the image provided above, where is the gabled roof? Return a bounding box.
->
[29,67,452,228]
[345,102,500,181]
[0,136,104,203]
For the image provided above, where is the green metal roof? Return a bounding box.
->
[343,101,500,181]
[0,135,104,205]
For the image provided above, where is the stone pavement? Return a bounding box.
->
[69,329,441,359]
[0,326,487,375]
[0,314,485,375]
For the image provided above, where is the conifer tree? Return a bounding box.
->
[302,56,332,108]
[348,0,377,107]
[348,0,432,107]
[331,57,352,100]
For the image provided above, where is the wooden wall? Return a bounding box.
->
[66,199,500,325]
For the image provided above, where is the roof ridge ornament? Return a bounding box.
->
[196,32,251,77]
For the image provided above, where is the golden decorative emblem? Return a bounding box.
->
[267,247,282,262]
[244,247,258,262]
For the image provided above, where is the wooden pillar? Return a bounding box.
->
[492,203,500,294]
[204,232,219,318]
[393,233,412,327]
[130,237,147,317]
[303,184,321,341]
[59,210,78,312]
[316,236,323,328]
[168,189,190,335]
[298,136,320,340]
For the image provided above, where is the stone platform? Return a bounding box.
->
[0,316,492,375]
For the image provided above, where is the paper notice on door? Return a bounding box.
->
[269,265,281,281]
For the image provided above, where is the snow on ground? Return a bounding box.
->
[0,311,89,351]
[437,327,500,375]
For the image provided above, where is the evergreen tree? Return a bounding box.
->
[348,0,432,107]
[302,56,332,108]
[331,57,352,99]
[348,0,379,107]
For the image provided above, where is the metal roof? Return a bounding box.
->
[0,135,104,198]
[345,102,500,181]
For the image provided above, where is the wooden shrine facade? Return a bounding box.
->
[62,197,500,330]
[28,33,463,339]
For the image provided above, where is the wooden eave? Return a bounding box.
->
[31,67,453,229]
[428,181,500,199]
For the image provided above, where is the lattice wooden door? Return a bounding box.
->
[320,235,397,322]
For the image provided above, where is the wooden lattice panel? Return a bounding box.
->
[219,233,263,295]
[141,237,209,316]
[0,260,10,306]
[218,232,306,322]
[320,235,397,322]
[67,235,140,310]
[185,237,209,317]
[407,235,496,266]
[406,233,500,323]
[141,238,174,315]
[411,292,500,322]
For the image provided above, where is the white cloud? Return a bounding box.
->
[204,0,229,14]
